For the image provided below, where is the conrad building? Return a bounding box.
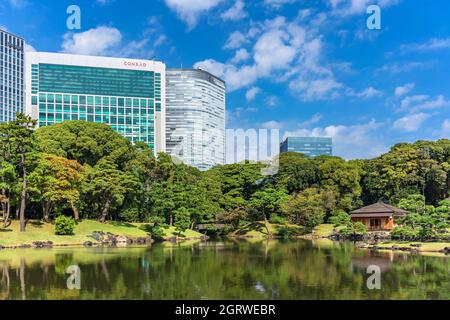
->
[25,52,166,153]
[166,68,226,170]
[0,29,24,122]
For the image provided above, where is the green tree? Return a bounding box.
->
[282,188,325,230]
[28,154,84,221]
[174,207,191,236]
[82,161,139,222]
[0,114,37,232]
[248,187,288,235]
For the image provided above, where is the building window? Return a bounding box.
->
[370,219,381,229]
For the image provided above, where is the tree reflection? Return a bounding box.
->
[0,242,447,300]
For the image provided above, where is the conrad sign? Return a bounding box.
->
[123,61,148,68]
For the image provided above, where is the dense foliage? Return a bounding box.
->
[1,116,449,233]
[54,215,75,236]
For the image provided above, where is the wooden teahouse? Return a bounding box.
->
[350,201,408,231]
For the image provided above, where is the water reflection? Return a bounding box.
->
[0,241,448,300]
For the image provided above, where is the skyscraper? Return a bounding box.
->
[25,52,166,153]
[0,29,24,122]
[280,137,333,157]
[166,68,226,170]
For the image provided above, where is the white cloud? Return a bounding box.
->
[164,0,223,29]
[347,86,383,99]
[221,0,247,21]
[96,0,113,5]
[265,96,278,107]
[298,113,323,127]
[393,113,430,132]
[442,120,450,135]
[400,95,428,110]
[224,31,247,49]
[394,83,415,97]
[264,0,299,8]
[8,0,26,7]
[154,34,167,47]
[401,38,450,53]
[25,43,36,52]
[196,15,340,99]
[117,38,153,59]
[231,48,250,64]
[61,21,167,59]
[62,26,122,56]
[376,61,434,75]
[284,119,386,159]
[291,77,342,101]
[399,94,450,112]
[328,0,402,17]
[411,95,450,112]
[245,86,261,101]
[262,120,283,129]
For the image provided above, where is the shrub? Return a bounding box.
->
[339,221,367,236]
[150,226,166,241]
[55,216,76,236]
[269,214,286,224]
[278,226,303,239]
[328,210,351,226]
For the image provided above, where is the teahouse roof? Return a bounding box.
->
[350,201,408,218]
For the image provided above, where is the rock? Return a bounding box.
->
[168,236,177,243]
[116,236,128,243]
[410,243,422,248]
[32,241,53,248]
[83,241,93,247]
[91,231,104,242]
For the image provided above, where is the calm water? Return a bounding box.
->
[0,239,448,300]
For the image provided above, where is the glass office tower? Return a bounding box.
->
[166,68,226,170]
[0,29,24,122]
[25,52,166,153]
[280,137,333,157]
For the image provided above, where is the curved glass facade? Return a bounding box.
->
[166,69,225,170]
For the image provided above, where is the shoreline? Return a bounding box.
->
[0,236,449,257]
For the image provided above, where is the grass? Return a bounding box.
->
[0,220,150,247]
[231,221,306,238]
[161,226,204,239]
[376,241,449,252]
[313,224,335,237]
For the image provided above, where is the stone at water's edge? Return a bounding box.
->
[89,231,153,246]
[32,241,53,248]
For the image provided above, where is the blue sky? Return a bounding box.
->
[1,0,449,159]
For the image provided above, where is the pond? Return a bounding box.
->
[0,239,448,300]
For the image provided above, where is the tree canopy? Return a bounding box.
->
[1,116,449,234]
